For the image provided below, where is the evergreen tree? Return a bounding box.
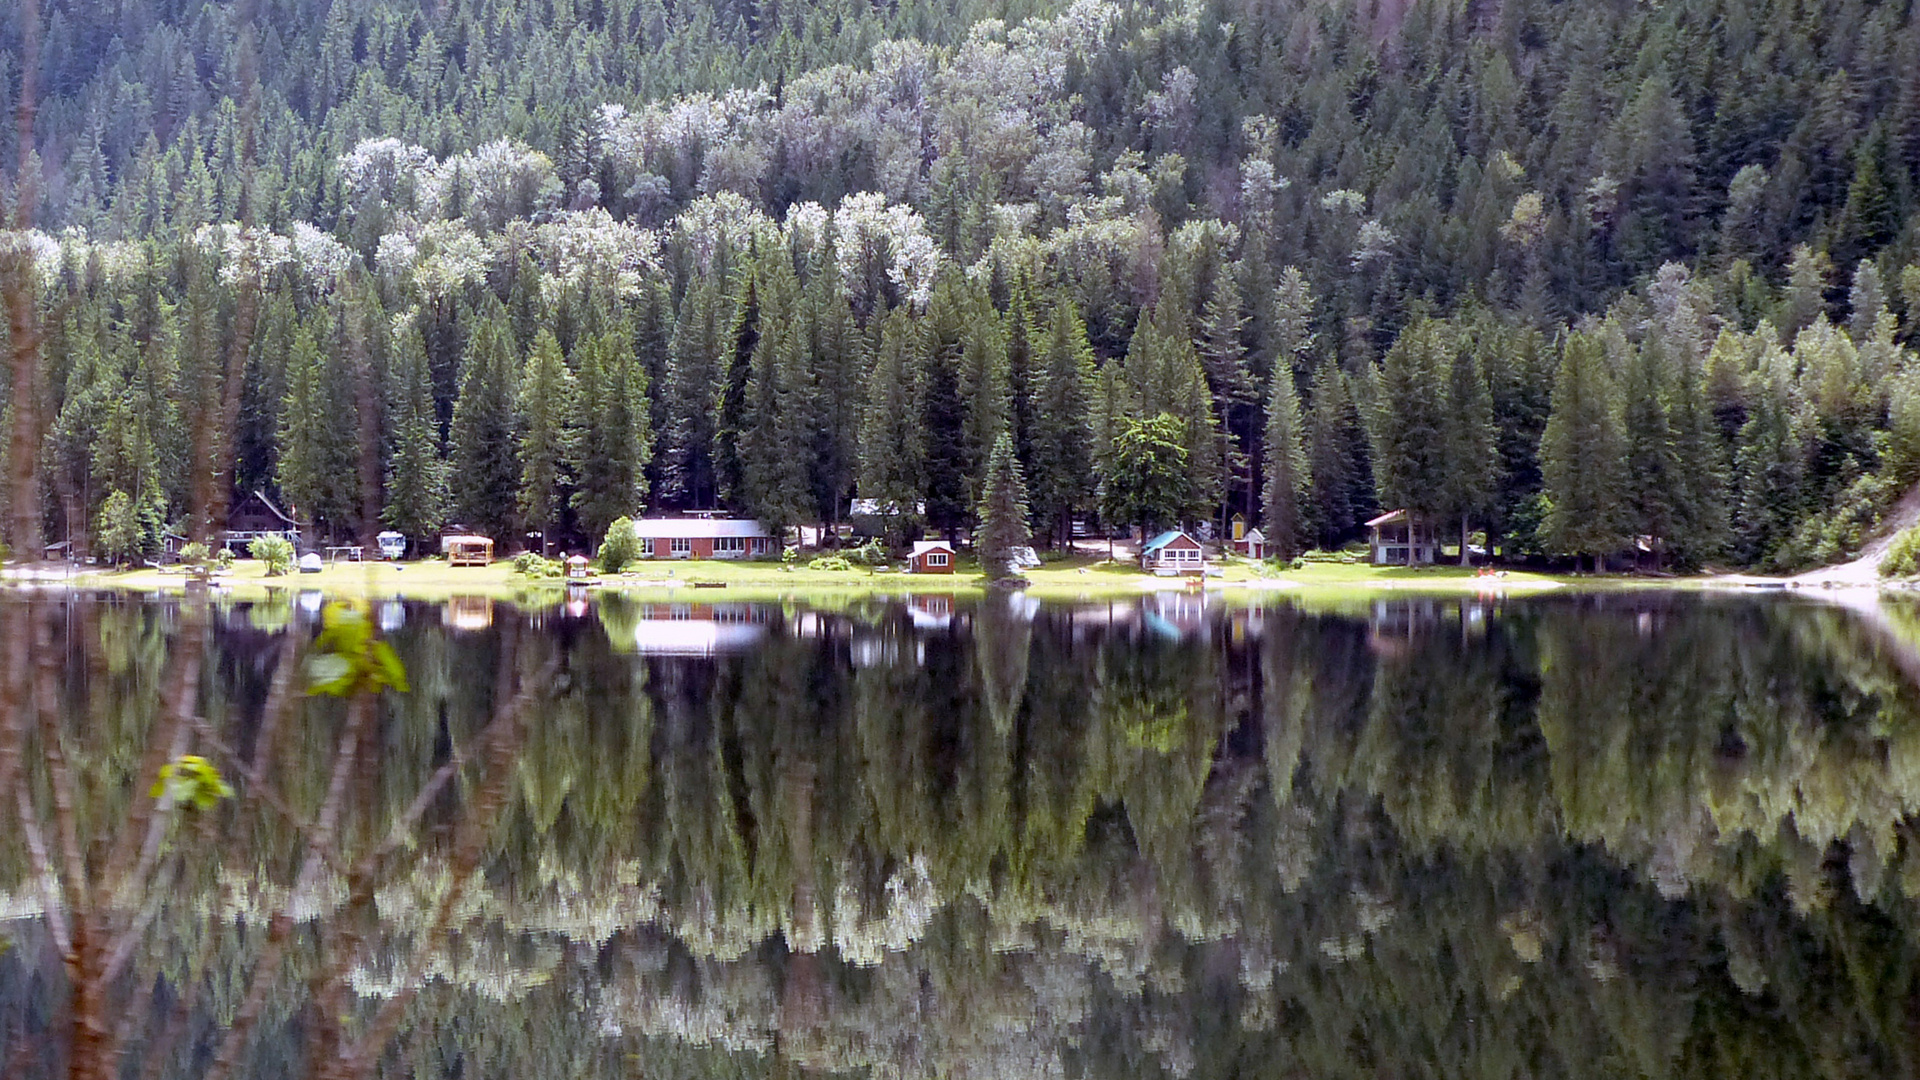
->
[921,278,971,538]
[571,329,652,548]
[858,311,925,544]
[1197,268,1255,519]
[959,287,1011,513]
[1620,335,1681,564]
[1028,301,1095,547]
[1370,318,1452,544]
[1261,364,1310,560]
[802,260,861,530]
[1440,332,1495,564]
[1125,295,1225,524]
[1305,362,1367,548]
[661,277,726,509]
[1004,277,1040,470]
[1733,350,1808,566]
[276,322,356,543]
[738,256,811,532]
[1667,338,1730,566]
[449,305,522,543]
[516,330,578,554]
[975,430,1032,581]
[1539,332,1628,566]
[383,322,449,549]
[714,264,761,507]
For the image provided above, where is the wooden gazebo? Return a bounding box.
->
[442,534,495,567]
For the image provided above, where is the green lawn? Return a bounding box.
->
[62,551,1602,603]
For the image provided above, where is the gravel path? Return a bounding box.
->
[1793,482,1920,587]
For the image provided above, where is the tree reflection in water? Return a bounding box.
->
[6,590,1920,1078]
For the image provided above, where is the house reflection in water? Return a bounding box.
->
[442,596,495,632]
[1366,597,1494,657]
[1141,589,1209,640]
[628,603,772,655]
[906,594,956,629]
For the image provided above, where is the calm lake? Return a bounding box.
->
[5,588,1920,1078]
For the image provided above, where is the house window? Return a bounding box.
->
[670,537,692,556]
[928,552,949,566]
[715,536,745,553]
[641,538,655,557]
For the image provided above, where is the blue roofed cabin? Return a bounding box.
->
[1140,530,1206,575]
[1366,509,1437,565]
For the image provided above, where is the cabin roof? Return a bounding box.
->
[629,518,772,539]
[849,498,925,516]
[1142,530,1200,552]
[1365,509,1409,528]
[909,540,955,556]
[242,489,300,525]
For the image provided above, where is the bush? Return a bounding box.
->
[849,539,887,566]
[214,548,235,571]
[249,535,296,576]
[1881,527,1920,578]
[599,517,641,573]
[178,541,211,566]
[808,555,853,571]
[512,551,564,577]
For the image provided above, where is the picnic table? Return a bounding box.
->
[324,545,365,563]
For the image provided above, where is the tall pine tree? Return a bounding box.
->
[516,330,578,553]
[383,320,449,549]
[572,328,652,549]
[1262,364,1311,560]
[1539,332,1628,566]
[450,304,522,543]
[975,430,1032,581]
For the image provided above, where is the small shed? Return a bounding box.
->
[566,555,594,581]
[377,531,407,560]
[907,540,956,574]
[1141,531,1206,574]
[442,534,495,567]
[1233,527,1268,560]
[1366,509,1437,565]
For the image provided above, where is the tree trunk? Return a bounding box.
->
[1460,516,1470,567]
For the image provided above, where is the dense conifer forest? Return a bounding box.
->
[4,0,1920,567]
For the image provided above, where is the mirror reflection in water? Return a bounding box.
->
[5,590,1920,1078]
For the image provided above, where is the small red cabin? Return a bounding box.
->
[907,540,956,574]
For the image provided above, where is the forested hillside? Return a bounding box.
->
[3,0,1920,566]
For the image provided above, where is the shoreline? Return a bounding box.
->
[0,556,1737,603]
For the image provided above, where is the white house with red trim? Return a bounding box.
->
[1140,530,1206,574]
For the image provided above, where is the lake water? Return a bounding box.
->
[5,588,1920,1078]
